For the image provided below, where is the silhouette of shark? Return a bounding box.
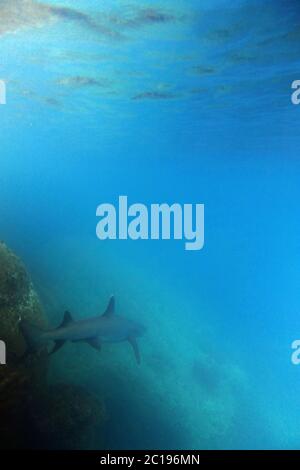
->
[20,296,145,364]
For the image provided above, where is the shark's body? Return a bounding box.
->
[20,296,145,364]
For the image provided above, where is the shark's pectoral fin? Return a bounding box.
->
[86,337,102,352]
[128,336,141,365]
[50,340,66,355]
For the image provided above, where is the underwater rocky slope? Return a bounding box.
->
[0,241,106,449]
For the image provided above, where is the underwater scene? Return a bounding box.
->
[0,0,300,451]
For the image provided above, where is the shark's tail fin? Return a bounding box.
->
[19,319,45,358]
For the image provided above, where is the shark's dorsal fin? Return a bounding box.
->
[102,296,115,318]
[59,311,74,328]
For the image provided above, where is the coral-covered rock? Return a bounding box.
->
[0,242,107,450]
[0,241,29,308]
[0,242,48,449]
[0,241,47,356]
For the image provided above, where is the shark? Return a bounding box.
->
[19,296,145,364]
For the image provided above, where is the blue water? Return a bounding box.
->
[1,0,300,449]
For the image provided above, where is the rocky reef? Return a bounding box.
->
[28,383,106,450]
[0,241,47,353]
[0,242,106,449]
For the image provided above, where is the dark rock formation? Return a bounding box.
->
[28,383,106,449]
[0,242,106,449]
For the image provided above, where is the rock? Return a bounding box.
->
[28,383,107,449]
[0,241,29,308]
[0,242,48,449]
[0,241,47,356]
[0,242,107,450]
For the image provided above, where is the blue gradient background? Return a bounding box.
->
[1,0,300,449]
